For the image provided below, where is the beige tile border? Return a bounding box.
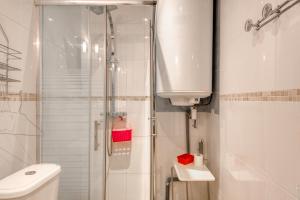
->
[41,96,150,101]
[0,94,150,101]
[220,89,300,102]
[3,90,300,102]
[0,93,38,101]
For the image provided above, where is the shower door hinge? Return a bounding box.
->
[151,132,158,137]
[151,124,158,137]
[148,116,156,121]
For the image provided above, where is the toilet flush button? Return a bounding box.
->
[25,171,36,175]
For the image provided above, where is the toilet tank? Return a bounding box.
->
[0,164,61,200]
[156,0,213,106]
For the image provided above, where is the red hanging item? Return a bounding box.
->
[111,116,132,142]
[112,128,132,142]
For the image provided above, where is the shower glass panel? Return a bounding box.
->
[41,6,106,200]
[40,4,153,200]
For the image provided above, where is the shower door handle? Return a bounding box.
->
[94,120,101,151]
[106,119,112,156]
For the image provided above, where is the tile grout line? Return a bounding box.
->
[0,132,36,136]
[220,88,300,102]
[0,93,151,101]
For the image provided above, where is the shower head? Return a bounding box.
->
[89,6,118,15]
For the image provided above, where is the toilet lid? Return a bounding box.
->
[0,164,61,199]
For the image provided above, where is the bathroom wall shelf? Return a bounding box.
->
[0,23,22,94]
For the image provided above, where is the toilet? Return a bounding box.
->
[0,164,61,200]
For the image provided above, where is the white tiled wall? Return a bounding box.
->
[215,0,300,200]
[219,0,300,94]
[218,101,300,200]
[0,0,38,179]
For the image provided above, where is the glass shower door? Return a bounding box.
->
[40,4,153,200]
[40,6,106,200]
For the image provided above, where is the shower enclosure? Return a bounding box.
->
[38,2,155,200]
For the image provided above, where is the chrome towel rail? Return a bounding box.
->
[245,0,300,32]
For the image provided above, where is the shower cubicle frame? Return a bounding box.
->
[35,1,157,200]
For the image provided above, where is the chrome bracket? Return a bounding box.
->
[244,0,300,32]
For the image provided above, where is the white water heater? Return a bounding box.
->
[156,0,213,106]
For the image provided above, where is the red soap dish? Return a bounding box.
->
[112,129,132,142]
[177,153,194,165]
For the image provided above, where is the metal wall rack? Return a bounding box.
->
[0,23,21,95]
